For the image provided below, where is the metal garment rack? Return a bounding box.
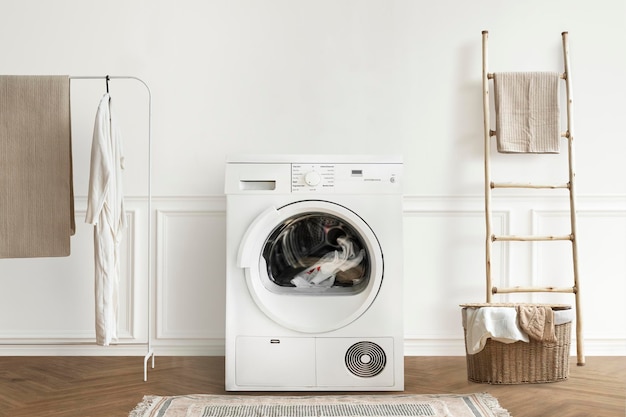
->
[0,75,154,381]
[482,31,584,366]
[70,75,155,381]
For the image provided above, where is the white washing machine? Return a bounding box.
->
[224,155,404,391]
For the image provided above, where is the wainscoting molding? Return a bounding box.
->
[1,194,624,356]
[153,197,226,354]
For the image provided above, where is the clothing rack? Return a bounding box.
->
[72,75,155,381]
[0,75,155,381]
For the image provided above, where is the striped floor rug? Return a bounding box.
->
[129,393,511,417]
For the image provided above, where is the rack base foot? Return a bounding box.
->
[143,350,155,381]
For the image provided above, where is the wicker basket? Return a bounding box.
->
[461,304,572,384]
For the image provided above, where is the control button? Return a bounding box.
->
[304,171,322,186]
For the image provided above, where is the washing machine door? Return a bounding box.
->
[238,200,383,333]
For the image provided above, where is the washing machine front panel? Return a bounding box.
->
[225,155,404,391]
[238,200,384,334]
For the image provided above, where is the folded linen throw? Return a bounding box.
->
[494,72,561,153]
[0,75,74,258]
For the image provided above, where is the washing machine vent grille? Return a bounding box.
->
[344,341,386,378]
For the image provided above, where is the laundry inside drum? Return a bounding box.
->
[262,213,371,293]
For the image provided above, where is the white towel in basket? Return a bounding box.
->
[464,307,529,354]
[494,71,561,153]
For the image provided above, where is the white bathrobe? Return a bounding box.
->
[86,93,126,346]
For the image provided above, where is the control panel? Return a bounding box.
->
[291,163,401,193]
[292,164,335,192]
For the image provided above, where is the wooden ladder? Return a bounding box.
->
[481,31,584,366]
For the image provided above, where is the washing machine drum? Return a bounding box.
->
[263,213,370,292]
[238,201,384,333]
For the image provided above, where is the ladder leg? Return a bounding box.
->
[482,30,494,303]
[562,31,585,366]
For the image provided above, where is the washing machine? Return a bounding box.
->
[224,155,404,391]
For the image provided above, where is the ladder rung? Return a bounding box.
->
[491,181,570,189]
[489,130,569,138]
[493,234,573,242]
[488,72,566,80]
[493,286,576,294]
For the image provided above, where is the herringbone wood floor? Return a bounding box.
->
[0,356,623,417]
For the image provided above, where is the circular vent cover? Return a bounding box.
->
[345,341,387,378]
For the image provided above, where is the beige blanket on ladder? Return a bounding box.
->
[494,71,561,153]
[0,75,74,258]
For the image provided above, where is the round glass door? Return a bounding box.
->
[238,200,384,333]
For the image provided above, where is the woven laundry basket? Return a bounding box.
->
[461,303,572,384]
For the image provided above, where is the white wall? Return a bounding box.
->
[0,0,624,356]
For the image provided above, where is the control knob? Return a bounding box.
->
[304,171,322,186]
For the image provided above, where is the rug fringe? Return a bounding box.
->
[478,393,512,417]
[128,395,159,417]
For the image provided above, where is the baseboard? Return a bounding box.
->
[2,338,622,356]
[0,344,152,356]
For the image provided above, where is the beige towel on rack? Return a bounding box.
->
[0,75,74,258]
[494,72,561,153]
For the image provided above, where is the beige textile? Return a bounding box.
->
[129,393,512,417]
[516,304,557,343]
[494,72,561,153]
[0,75,74,258]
